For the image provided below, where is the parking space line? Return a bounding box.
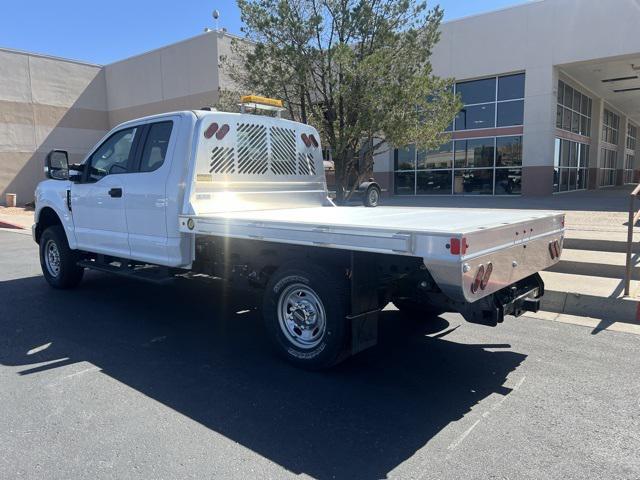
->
[447,375,526,451]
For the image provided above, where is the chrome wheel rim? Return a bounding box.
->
[44,239,61,278]
[277,283,326,349]
[368,188,379,206]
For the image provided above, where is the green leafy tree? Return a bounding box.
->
[230,0,461,201]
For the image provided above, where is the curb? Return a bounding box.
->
[541,289,640,324]
[0,220,26,230]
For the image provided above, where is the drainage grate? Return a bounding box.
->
[209,147,235,174]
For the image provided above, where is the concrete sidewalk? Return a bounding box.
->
[0,207,34,232]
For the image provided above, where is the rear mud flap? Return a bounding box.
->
[460,273,544,327]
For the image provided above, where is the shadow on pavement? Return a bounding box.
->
[0,272,526,479]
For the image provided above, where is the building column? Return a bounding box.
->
[617,115,628,186]
[588,98,603,189]
[521,66,557,196]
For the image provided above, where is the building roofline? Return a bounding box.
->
[105,29,242,67]
[0,46,102,67]
[442,0,544,25]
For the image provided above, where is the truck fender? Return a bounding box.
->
[34,185,77,249]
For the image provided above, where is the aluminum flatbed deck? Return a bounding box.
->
[180,206,564,302]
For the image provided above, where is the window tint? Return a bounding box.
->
[417,170,452,194]
[498,73,525,101]
[455,104,495,130]
[497,100,524,127]
[454,138,495,168]
[496,136,522,167]
[88,127,138,182]
[394,145,416,170]
[455,77,496,105]
[454,169,494,195]
[417,142,452,169]
[140,121,173,172]
[394,171,415,195]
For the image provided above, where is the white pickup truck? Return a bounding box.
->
[34,108,564,369]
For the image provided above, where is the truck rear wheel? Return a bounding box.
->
[39,225,84,289]
[262,263,349,370]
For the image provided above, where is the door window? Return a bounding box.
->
[88,127,138,182]
[139,121,174,172]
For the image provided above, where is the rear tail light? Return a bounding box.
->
[549,239,561,259]
[204,122,219,139]
[480,262,492,290]
[301,133,311,147]
[471,265,485,294]
[216,124,230,140]
[449,237,468,255]
[548,241,556,259]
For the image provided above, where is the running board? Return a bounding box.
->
[77,260,174,284]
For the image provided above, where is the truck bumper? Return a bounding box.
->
[459,273,544,327]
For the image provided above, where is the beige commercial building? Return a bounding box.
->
[0,31,234,205]
[2,0,640,204]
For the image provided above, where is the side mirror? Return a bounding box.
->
[45,150,69,180]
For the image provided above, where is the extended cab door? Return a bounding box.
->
[123,118,178,264]
[71,127,141,257]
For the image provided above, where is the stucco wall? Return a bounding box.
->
[104,31,224,127]
[0,49,108,205]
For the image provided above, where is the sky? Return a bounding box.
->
[0,0,528,65]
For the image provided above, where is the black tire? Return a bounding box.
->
[363,185,381,207]
[39,225,84,289]
[392,298,444,320]
[262,263,350,370]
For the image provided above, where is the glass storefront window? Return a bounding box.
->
[394,171,415,195]
[418,142,453,169]
[454,169,494,195]
[394,145,415,170]
[495,168,522,195]
[498,73,525,101]
[456,77,496,105]
[416,170,452,195]
[556,80,592,137]
[497,100,524,127]
[496,136,522,166]
[454,138,495,168]
[554,137,589,192]
[455,104,495,130]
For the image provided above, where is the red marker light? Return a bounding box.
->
[301,133,311,147]
[216,124,230,140]
[309,134,319,147]
[204,122,219,139]
[471,265,485,294]
[449,237,468,255]
[480,262,492,290]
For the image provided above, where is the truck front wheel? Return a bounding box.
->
[39,225,84,289]
[262,263,349,369]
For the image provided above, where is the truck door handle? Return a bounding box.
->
[108,187,123,198]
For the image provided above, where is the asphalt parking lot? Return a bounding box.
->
[1,229,640,480]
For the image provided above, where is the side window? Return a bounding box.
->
[139,121,173,172]
[88,127,138,182]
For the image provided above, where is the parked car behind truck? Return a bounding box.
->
[34,100,564,369]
